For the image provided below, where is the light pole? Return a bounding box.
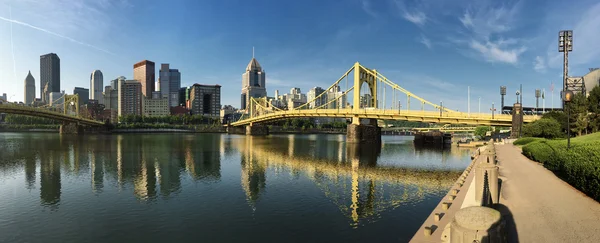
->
[559,30,573,109]
[440,101,443,117]
[490,102,496,119]
[500,86,506,113]
[468,86,470,117]
[478,96,481,115]
[565,90,574,149]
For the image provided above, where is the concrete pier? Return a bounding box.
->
[346,118,381,144]
[59,123,84,134]
[245,124,269,136]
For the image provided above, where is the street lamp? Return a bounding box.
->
[490,102,496,119]
[478,96,481,115]
[564,90,574,149]
[559,30,573,109]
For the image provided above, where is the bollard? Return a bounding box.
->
[448,195,456,201]
[475,163,499,206]
[424,226,432,236]
[448,206,504,243]
[442,202,451,210]
[451,189,459,195]
[434,213,442,222]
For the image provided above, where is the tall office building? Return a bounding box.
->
[40,53,60,103]
[118,79,142,117]
[241,56,267,110]
[24,71,35,105]
[90,70,104,104]
[307,87,326,109]
[190,84,221,117]
[133,60,155,97]
[158,64,181,107]
[73,87,89,106]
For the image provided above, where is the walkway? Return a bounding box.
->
[496,144,600,242]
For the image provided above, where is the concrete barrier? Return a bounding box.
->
[445,206,505,243]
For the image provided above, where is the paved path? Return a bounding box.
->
[496,144,600,243]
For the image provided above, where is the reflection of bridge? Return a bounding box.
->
[231,63,539,141]
[0,95,104,131]
[233,135,462,226]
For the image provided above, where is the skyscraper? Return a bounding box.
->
[90,70,104,104]
[73,87,89,106]
[118,79,142,117]
[40,53,60,103]
[241,55,267,110]
[24,71,35,105]
[158,63,181,107]
[133,60,155,97]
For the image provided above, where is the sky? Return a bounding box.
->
[1,0,599,112]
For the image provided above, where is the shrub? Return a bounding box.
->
[514,137,544,146]
[521,135,600,202]
[522,118,563,139]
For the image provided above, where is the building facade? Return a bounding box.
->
[49,91,64,106]
[118,79,142,117]
[40,53,60,103]
[133,60,155,97]
[90,70,104,104]
[158,63,181,107]
[190,84,221,117]
[24,71,35,105]
[73,87,89,106]
[307,87,326,109]
[241,57,267,110]
[327,86,347,109]
[143,96,170,117]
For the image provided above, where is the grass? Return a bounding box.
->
[520,132,600,202]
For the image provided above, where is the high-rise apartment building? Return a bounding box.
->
[24,71,35,105]
[142,96,170,117]
[307,87,326,109]
[118,79,142,117]
[73,87,89,106]
[40,53,60,103]
[190,84,221,117]
[133,60,155,97]
[241,56,266,110]
[90,70,104,104]
[158,63,181,107]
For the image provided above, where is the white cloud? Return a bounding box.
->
[469,40,525,64]
[420,35,432,49]
[533,56,546,73]
[459,11,473,28]
[0,15,115,55]
[361,0,377,18]
[403,11,426,26]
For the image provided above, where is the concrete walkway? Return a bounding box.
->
[496,144,600,243]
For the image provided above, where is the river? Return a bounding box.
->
[0,133,473,242]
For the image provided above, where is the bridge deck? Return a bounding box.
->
[0,104,104,126]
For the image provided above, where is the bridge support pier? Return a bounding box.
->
[347,118,381,144]
[60,122,84,135]
[246,124,269,136]
[227,126,245,134]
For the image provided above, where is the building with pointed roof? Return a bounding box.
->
[241,56,267,110]
[24,71,35,105]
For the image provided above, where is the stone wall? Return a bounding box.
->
[59,123,84,134]
[347,124,381,144]
[246,125,269,136]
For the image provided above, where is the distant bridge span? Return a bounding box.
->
[0,104,104,126]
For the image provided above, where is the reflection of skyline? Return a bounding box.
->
[233,135,461,227]
[0,133,223,206]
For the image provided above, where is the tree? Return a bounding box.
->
[522,118,563,139]
[542,111,568,133]
[474,126,492,138]
[567,93,588,136]
[587,86,600,132]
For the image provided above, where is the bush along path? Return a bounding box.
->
[516,133,600,202]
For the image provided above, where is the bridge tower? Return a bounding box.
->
[348,62,381,144]
[60,94,84,134]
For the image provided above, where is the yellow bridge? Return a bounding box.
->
[232,62,539,127]
[0,94,104,127]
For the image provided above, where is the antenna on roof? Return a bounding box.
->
[252,46,255,59]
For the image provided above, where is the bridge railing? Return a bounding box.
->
[0,103,103,125]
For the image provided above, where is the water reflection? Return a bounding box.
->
[232,135,461,227]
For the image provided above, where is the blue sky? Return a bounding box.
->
[1,0,599,112]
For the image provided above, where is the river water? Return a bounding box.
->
[0,133,473,242]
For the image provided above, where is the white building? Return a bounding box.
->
[90,70,104,104]
[24,71,35,105]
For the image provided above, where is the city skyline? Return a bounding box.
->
[1,0,600,111]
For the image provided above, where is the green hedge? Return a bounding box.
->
[522,136,600,201]
[514,137,545,145]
